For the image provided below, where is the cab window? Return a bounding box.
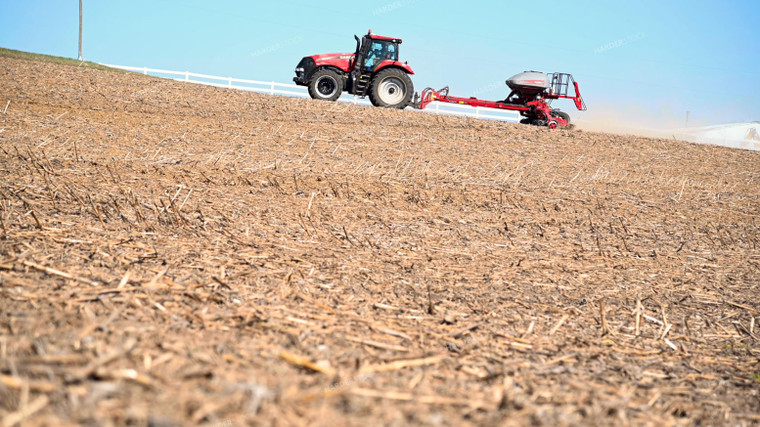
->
[364,40,398,70]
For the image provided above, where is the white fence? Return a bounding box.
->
[102,64,520,123]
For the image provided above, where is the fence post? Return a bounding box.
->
[185,71,189,82]
[143,67,148,75]
[270,82,275,95]
[228,77,232,88]
[475,107,480,119]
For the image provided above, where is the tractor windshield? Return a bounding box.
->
[363,40,398,70]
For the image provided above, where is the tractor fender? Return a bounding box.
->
[313,65,347,76]
[374,60,414,75]
[310,65,348,88]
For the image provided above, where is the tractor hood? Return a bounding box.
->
[308,52,356,72]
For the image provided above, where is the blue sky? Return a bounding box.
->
[1,0,758,127]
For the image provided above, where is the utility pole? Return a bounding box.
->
[78,0,83,60]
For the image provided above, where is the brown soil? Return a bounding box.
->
[1,56,759,426]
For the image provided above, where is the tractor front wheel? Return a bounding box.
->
[369,68,414,109]
[308,69,343,102]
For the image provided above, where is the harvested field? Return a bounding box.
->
[1,54,759,426]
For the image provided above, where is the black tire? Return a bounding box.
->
[368,68,414,109]
[308,69,343,102]
[551,109,571,124]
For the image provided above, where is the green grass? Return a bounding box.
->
[0,47,124,73]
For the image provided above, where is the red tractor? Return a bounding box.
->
[293,30,414,109]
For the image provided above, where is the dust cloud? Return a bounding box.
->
[572,102,699,139]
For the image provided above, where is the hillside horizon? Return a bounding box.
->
[1,50,758,426]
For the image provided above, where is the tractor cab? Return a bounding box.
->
[354,32,401,73]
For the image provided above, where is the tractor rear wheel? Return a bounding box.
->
[308,69,342,102]
[369,68,414,109]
